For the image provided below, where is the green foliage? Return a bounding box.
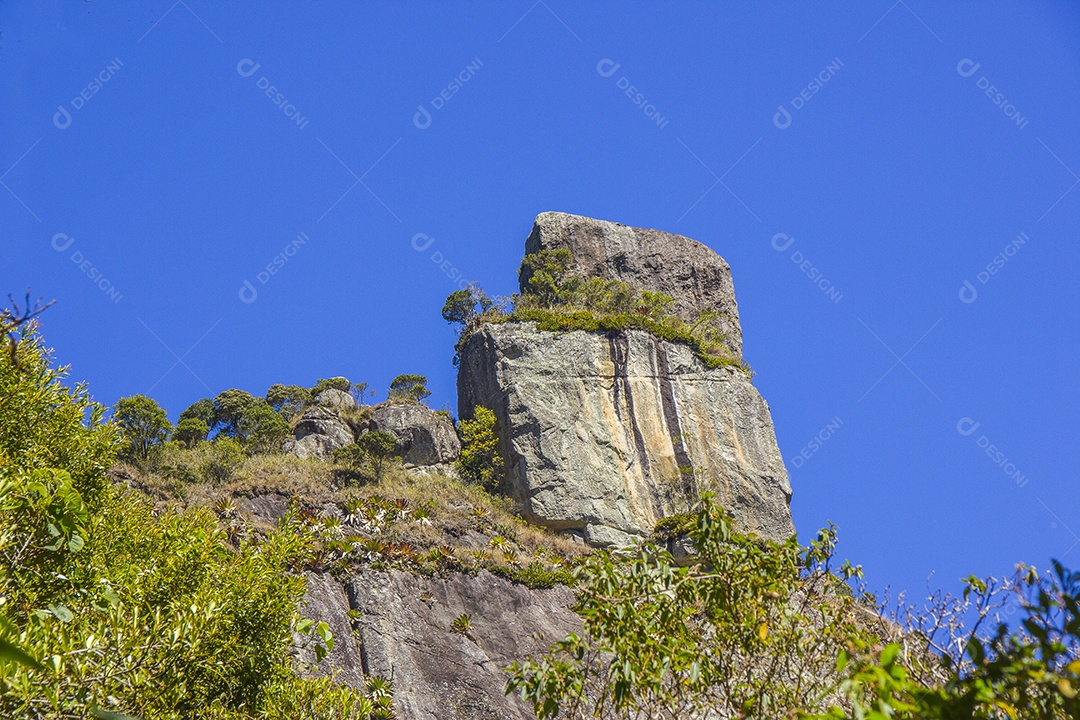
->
[490,560,576,589]
[356,431,398,481]
[174,416,209,448]
[201,437,246,484]
[178,397,214,427]
[456,406,504,491]
[238,402,290,454]
[506,499,880,719]
[113,394,172,464]
[387,374,431,404]
[212,389,258,437]
[265,384,311,419]
[349,382,371,406]
[311,377,350,396]
[451,613,472,635]
[518,248,576,308]
[0,328,380,719]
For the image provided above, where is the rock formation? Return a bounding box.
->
[523,211,743,356]
[459,212,792,546]
[371,403,461,471]
[284,406,355,460]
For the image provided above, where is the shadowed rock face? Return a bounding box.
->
[523,211,743,357]
[302,569,581,720]
[458,323,793,547]
[370,403,461,471]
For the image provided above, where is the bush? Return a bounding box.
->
[387,374,430,404]
[265,384,311,419]
[212,389,259,437]
[357,431,398,481]
[311,377,350,396]
[457,406,504,491]
[201,437,246,484]
[0,327,379,719]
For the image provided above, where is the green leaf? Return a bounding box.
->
[91,707,142,720]
[0,638,42,670]
[295,617,314,634]
[48,605,74,623]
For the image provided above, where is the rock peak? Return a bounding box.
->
[524,212,743,356]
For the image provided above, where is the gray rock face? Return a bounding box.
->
[370,403,461,470]
[524,211,743,357]
[458,322,793,546]
[319,568,580,720]
[288,406,355,460]
[315,388,357,410]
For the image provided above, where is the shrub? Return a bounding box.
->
[201,437,246,484]
[357,431,398,481]
[456,406,504,491]
[311,377,350,396]
[212,389,259,437]
[387,374,431,404]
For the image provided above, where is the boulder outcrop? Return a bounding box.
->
[524,211,743,356]
[315,388,356,410]
[458,322,792,546]
[285,406,355,460]
[370,403,461,470]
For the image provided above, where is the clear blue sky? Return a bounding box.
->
[3,2,1078,604]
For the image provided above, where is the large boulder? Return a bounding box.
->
[524,211,743,357]
[315,388,356,410]
[458,322,793,547]
[286,406,354,460]
[370,403,461,470]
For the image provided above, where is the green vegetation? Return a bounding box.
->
[237,402,290,454]
[113,394,172,463]
[387,374,431,404]
[265,383,311,419]
[311,377,351,396]
[0,327,388,719]
[443,249,747,372]
[332,431,399,485]
[456,406,504,491]
[508,498,1080,719]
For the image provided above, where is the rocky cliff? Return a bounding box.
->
[458,212,792,546]
[458,323,792,546]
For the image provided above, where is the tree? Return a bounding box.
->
[179,397,214,426]
[238,401,290,454]
[387,374,431,404]
[212,388,258,437]
[349,381,372,406]
[442,283,493,327]
[311,377,350,396]
[113,394,172,463]
[174,416,209,448]
[265,383,311,418]
[518,248,577,308]
[457,406,504,491]
[356,430,398,481]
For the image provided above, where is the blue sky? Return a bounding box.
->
[3,2,1078,604]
